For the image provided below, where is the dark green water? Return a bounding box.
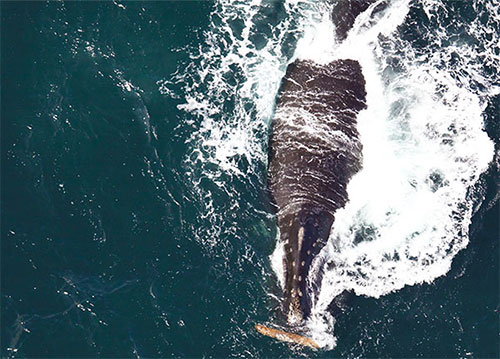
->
[2,1,499,358]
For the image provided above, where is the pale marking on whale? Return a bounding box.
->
[298,226,304,252]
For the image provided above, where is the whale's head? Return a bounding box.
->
[280,209,334,324]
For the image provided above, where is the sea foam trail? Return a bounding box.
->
[162,0,497,351]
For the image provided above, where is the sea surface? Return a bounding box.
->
[1,0,499,358]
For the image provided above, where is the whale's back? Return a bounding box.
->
[269,59,367,218]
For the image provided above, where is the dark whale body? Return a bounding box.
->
[331,0,378,41]
[268,59,367,323]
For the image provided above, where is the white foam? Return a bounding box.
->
[294,3,337,64]
[270,230,285,289]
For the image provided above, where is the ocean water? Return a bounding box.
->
[1,0,499,357]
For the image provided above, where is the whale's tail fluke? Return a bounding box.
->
[255,324,320,349]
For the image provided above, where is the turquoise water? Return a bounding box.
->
[2,1,499,357]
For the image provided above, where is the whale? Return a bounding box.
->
[255,0,376,346]
[267,58,367,326]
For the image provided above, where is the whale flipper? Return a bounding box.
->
[255,324,320,349]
